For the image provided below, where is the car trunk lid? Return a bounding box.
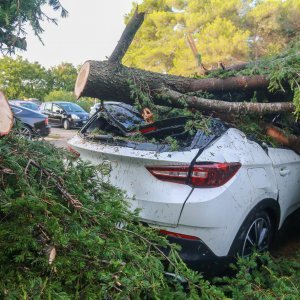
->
[69,135,201,226]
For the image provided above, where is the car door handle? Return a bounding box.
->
[279,168,290,176]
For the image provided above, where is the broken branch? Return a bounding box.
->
[25,159,83,210]
[162,89,294,115]
[109,8,145,64]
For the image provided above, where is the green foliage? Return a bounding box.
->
[216,252,300,299]
[0,56,94,110]
[185,113,212,136]
[44,90,76,102]
[128,78,156,112]
[49,63,78,92]
[207,38,300,119]
[0,134,201,298]
[0,56,50,99]
[1,135,300,298]
[125,0,299,75]
[0,0,68,53]
[164,136,180,151]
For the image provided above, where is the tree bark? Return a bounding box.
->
[74,60,292,115]
[109,8,145,64]
[266,125,300,154]
[162,89,294,114]
[206,62,249,74]
[0,91,13,137]
[75,60,269,97]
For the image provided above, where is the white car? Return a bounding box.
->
[68,102,300,272]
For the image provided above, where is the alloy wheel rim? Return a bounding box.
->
[242,217,270,257]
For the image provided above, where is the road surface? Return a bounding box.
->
[45,127,78,148]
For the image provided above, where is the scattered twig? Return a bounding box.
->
[118,227,176,269]
[25,159,83,210]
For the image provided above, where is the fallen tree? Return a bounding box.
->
[75,9,295,116]
[75,9,300,152]
[0,91,13,137]
[75,60,280,114]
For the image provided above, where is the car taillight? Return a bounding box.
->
[159,229,200,241]
[146,162,241,187]
[139,126,157,134]
[45,118,48,125]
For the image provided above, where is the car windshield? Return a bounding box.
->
[20,102,39,111]
[59,103,85,113]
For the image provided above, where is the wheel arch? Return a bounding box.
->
[21,122,34,131]
[228,198,280,256]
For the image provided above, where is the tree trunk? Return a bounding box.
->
[74,60,292,115]
[74,7,294,117]
[0,91,13,137]
[109,9,145,64]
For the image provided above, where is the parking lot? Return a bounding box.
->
[45,127,78,148]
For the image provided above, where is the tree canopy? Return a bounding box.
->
[48,62,78,92]
[0,56,50,99]
[0,57,79,100]
[0,0,68,53]
[124,0,300,75]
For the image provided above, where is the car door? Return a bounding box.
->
[268,147,300,224]
[52,104,64,125]
[41,103,53,121]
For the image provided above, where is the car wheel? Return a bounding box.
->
[63,119,71,130]
[17,124,34,140]
[231,210,273,258]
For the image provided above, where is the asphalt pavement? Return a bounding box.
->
[45,127,78,148]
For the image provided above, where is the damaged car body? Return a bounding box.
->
[68,102,300,273]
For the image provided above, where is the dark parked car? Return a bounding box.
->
[10,104,50,137]
[9,100,41,112]
[40,101,89,130]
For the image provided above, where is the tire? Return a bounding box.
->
[230,210,273,258]
[63,119,71,130]
[17,124,34,140]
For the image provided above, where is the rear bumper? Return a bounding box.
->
[37,126,50,137]
[165,235,233,275]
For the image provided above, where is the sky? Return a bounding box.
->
[15,0,140,68]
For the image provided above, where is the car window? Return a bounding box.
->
[53,104,62,113]
[59,103,85,113]
[21,102,39,111]
[44,103,52,111]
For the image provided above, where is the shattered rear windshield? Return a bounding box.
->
[105,104,147,130]
[80,103,228,152]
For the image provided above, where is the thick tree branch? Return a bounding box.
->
[206,62,249,74]
[108,8,145,64]
[188,75,269,92]
[161,89,294,115]
[75,61,270,101]
[266,125,300,154]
